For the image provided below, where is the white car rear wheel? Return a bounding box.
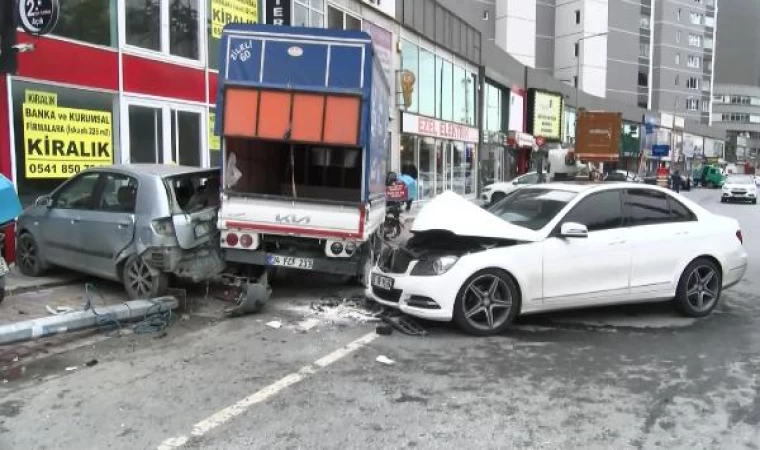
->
[674,258,722,318]
[453,269,520,336]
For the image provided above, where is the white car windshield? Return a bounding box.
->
[727,175,754,185]
[486,187,578,230]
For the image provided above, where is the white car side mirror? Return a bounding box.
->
[560,222,588,238]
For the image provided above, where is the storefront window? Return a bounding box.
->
[294,0,324,27]
[12,81,118,205]
[452,66,467,124]
[484,82,502,132]
[437,57,453,122]
[418,49,435,117]
[54,0,117,46]
[400,135,416,176]
[129,106,164,163]
[435,141,445,194]
[452,141,465,194]
[171,111,203,166]
[401,40,419,113]
[466,71,477,127]
[465,145,475,195]
[125,0,201,60]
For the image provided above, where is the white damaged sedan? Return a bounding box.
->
[367,184,748,336]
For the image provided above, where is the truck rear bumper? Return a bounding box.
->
[224,248,359,276]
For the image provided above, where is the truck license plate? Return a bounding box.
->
[371,273,394,290]
[0,258,8,277]
[267,255,314,270]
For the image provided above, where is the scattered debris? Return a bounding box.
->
[376,324,393,336]
[266,321,283,330]
[17,310,27,315]
[45,305,75,316]
[85,359,98,367]
[224,273,272,317]
[376,355,395,366]
[65,366,78,372]
[304,297,384,324]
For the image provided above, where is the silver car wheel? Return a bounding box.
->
[461,274,513,331]
[685,265,720,313]
[17,234,41,276]
[126,257,154,298]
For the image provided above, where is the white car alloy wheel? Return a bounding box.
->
[675,258,722,317]
[454,269,520,336]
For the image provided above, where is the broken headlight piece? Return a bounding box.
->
[411,255,459,276]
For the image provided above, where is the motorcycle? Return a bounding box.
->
[383,172,407,240]
[0,173,22,305]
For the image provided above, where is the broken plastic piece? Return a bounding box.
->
[65,366,78,371]
[376,355,395,365]
[376,324,393,336]
[382,314,427,336]
[266,321,282,329]
[224,271,272,317]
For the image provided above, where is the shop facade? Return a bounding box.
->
[480,79,510,187]
[400,112,478,201]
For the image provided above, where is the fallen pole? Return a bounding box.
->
[0,296,179,346]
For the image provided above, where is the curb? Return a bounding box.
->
[4,277,82,297]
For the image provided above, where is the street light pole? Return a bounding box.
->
[573,31,609,176]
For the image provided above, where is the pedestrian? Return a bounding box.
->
[671,170,682,193]
[398,168,418,212]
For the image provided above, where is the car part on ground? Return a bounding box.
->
[223,270,273,317]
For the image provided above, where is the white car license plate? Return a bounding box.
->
[194,222,211,238]
[371,273,394,290]
[0,257,8,276]
[266,254,314,270]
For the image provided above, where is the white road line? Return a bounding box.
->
[157,332,378,449]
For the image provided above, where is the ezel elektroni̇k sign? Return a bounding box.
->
[22,90,113,179]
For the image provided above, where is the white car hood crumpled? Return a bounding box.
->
[411,191,542,242]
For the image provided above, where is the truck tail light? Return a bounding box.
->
[737,230,743,245]
[226,232,239,247]
[240,234,253,248]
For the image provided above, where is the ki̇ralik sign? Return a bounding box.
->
[22,90,113,179]
[17,0,60,35]
[211,0,258,39]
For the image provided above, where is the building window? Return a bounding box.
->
[686,77,700,89]
[689,34,702,47]
[11,81,118,205]
[676,30,681,43]
[686,98,700,110]
[675,74,680,86]
[124,0,200,60]
[640,16,650,29]
[638,72,648,87]
[690,12,704,25]
[574,42,579,57]
[675,53,680,65]
[400,39,419,113]
[687,55,701,68]
[327,5,361,30]
[294,0,324,28]
[639,43,650,58]
[436,56,453,122]
[484,82,503,132]
[573,75,578,87]
[418,48,436,117]
[575,10,581,24]
[54,0,116,46]
[704,37,713,49]
[677,8,681,21]
[702,100,710,112]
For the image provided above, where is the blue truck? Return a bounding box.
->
[214,24,390,296]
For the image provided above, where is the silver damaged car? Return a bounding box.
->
[16,164,223,299]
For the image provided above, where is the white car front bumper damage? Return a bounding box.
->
[365,267,461,322]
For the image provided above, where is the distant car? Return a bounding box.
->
[16,165,223,299]
[604,170,643,183]
[368,184,747,336]
[721,174,758,204]
[481,172,540,204]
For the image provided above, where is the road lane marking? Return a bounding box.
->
[157,332,378,449]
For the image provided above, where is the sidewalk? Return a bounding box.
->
[4,265,81,297]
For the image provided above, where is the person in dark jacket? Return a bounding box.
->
[671,170,682,193]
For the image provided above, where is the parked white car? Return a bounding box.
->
[721,174,758,204]
[481,172,540,204]
[368,185,747,336]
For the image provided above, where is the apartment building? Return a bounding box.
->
[474,0,717,124]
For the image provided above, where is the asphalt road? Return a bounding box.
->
[2,187,760,449]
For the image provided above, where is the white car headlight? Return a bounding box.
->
[411,255,460,276]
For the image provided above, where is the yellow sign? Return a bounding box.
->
[209,112,220,151]
[212,0,258,39]
[23,90,113,179]
[531,91,563,141]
